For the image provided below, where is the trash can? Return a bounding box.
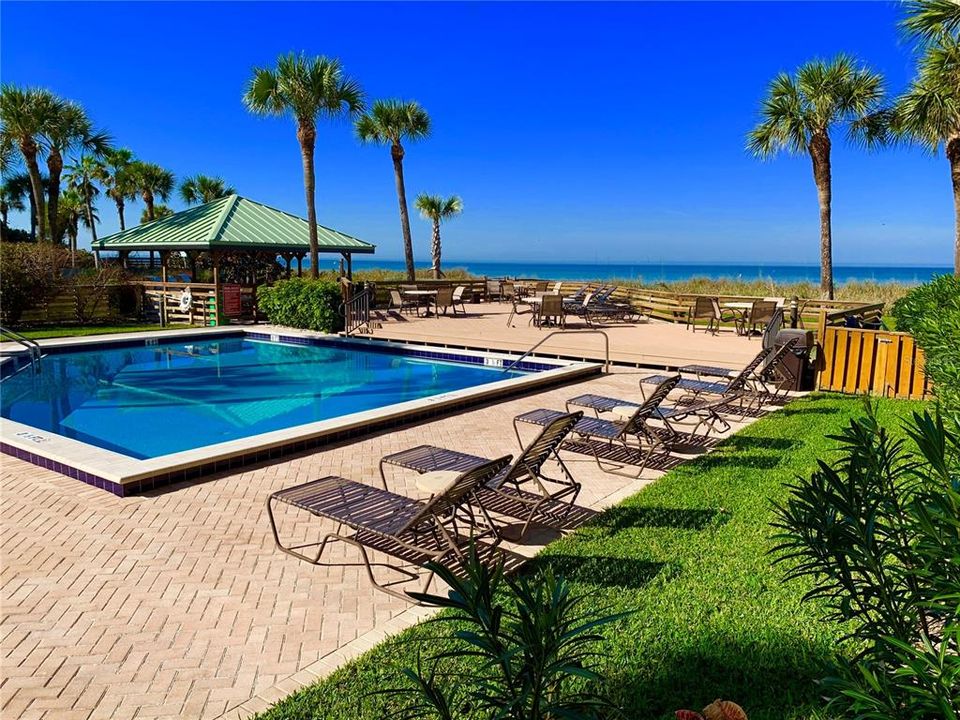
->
[774,329,816,391]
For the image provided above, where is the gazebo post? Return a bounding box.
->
[344,252,353,280]
[283,253,292,279]
[212,251,221,326]
[296,253,304,278]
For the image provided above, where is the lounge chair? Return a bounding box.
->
[513,374,681,477]
[642,337,798,411]
[379,411,583,540]
[267,456,512,601]
[551,281,563,294]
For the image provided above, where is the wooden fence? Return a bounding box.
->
[817,324,931,399]
[19,284,139,325]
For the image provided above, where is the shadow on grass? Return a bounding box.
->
[688,452,785,471]
[588,505,726,533]
[606,633,837,720]
[530,554,666,591]
[721,435,800,451]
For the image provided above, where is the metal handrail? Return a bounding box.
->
[502,329,610,374]
[340,288,373,336]
[0,325,43,372]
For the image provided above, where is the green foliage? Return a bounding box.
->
[389,549,625,720]
[256,278,344,333]
[0,241,70,324]
[771,403,960,719]
[253,395,926,720]
[892,275,960,419]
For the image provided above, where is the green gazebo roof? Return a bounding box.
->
[93,194,375,254]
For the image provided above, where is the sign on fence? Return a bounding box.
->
[221,284,242,317]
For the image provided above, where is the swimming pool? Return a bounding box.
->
[0,329,597,495]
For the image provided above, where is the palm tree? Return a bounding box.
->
[179,174,236,205]
[415,193,463,279]
[902,0,960,40]
[748,55,886,298]
[0,85,63,241]
[58,189,95,266]
[140,204,174,224]
[356,100,431,281]
[243,52,364,279]
[64,154,104,245]
[895,4,960,274]
[129,161,174,223]
[101,148,137,231]
[42,101,110,243]
[0,173,27,231]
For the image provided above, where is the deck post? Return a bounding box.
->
[346,252,353,280]
[212,258,220,327]
[296,253,303,277]
[160,265,168,328]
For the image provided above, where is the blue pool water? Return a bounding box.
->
[0,338,527,460]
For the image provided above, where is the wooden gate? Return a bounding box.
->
[817,325,931,399]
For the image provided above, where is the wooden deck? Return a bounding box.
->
[365,302,760,370]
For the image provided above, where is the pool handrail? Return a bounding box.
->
[502,329,610,374]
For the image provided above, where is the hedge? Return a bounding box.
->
[256,279,344,333]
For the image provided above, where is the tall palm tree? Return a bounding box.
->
[415,193,463,279]
[0,85,63,241]
[129,161,174,223]
[356,100,431,281]
[64,154,104,245]
[748,55,886,299]
[0,173,27,242]
[41,102,110,243]
[896,3,960,274]
[101,148,137,231]
[179,174,236,205]
[243,53,364,278]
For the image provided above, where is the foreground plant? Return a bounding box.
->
[389,549,626,720]
[771,403,960,718]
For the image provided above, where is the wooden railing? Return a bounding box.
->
[139,281,219,326]
[817,324,931,399]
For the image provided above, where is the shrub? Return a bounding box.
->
[891,275,960,420]
[0,241,71,325]
[256,278,344,333]
[771,403,960,719]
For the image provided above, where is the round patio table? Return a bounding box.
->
[402,289,439,316]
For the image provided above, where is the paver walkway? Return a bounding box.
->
[1,368,764,720]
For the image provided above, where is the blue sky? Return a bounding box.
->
[1,1,951,266]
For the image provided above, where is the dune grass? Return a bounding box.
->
[254,393,926,720]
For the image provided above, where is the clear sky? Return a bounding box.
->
[0,1,951,266]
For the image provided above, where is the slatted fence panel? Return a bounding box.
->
[817,326,931,399]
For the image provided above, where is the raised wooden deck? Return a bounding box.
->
[365,301,760,370]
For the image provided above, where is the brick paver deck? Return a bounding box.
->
[1,368,764,720]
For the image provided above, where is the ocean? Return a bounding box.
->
[346,259,950,285]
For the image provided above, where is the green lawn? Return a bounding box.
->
[9,324,200,340]
[256,394,925,720]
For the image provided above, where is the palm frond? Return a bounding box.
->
[356,99,431,146]
[902,0,960,41]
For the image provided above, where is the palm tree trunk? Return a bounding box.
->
[143,191,155,222]
[115,197,126,231]
[46,148,63,243]
[391,144,415,282]
[297,122,320,279]
[85,195,98,244]
[948,136,960,276]
[431,220,442,279]
[20,139,47,242]
[809,134,834,299]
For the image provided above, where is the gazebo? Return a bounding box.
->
[92,194,375,279]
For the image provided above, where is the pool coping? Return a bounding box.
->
[1,326,600,496]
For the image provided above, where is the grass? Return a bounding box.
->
[10,323,199,340]
[255,393,926,720]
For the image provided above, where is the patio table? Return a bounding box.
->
[402,289,439,316]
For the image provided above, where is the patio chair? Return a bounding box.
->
[451,286,468,315]
[743,300,778,337]
[436,287,455,315]
[514,374,681,477]
[501,281,517,304]
[379,411,583,540]
[267,456,512,602]
[533,280,549,295]
[687,296,720,333]
[389,289,418,315]
[485,279,502,302]
[711,298,744,333]
[535,293,565,329]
